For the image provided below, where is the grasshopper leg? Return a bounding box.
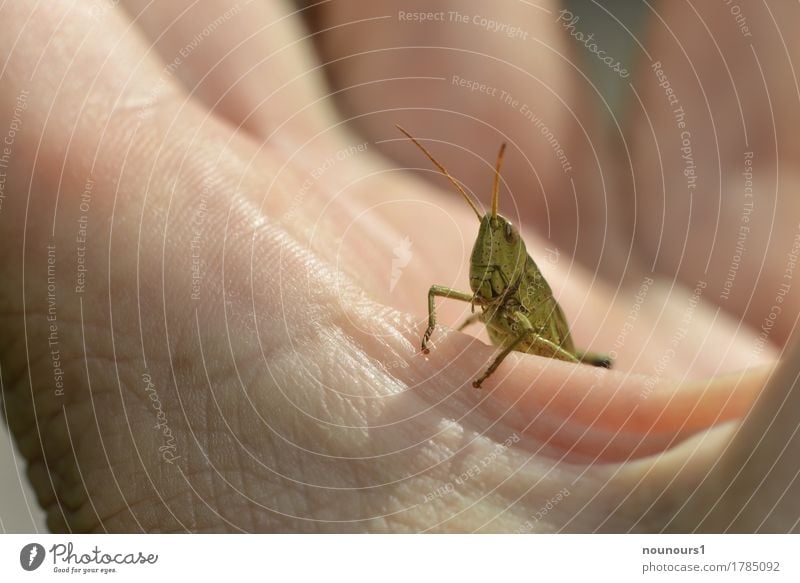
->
[472,329,529,388]
[455,312,483,332]
[574,350,613,368]
[473,311,578,388]
[422,285,475,353]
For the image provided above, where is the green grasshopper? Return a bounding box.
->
[397,126,612,388]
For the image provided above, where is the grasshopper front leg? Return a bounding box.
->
[473,310,578,388]
[422,285,475,353]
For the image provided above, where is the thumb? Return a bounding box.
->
[0,0,284,531]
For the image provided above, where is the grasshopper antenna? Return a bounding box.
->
[396,125,483,221]
[491,142,507,219]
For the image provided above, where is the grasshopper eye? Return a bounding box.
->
[504,222,517,242]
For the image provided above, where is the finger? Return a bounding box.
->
[118,0,335,141]
[108,3,493,313]
[625,2,800,531]
[473,329,773,462]
[303,0,632,275]
[659,336,800,533]
[0,0,293,532]
[628,1,800,344]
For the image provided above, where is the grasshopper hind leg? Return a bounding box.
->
[473,311,580,389]
[575,350,613,368]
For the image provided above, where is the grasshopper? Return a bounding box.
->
[397,126,612,388]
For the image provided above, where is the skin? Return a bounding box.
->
[1,0,800,532]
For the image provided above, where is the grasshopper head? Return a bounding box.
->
[395,127,526,300]
[469,140,527,300]
[470,213,527,300]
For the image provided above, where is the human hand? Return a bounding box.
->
[0,0,797,532]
